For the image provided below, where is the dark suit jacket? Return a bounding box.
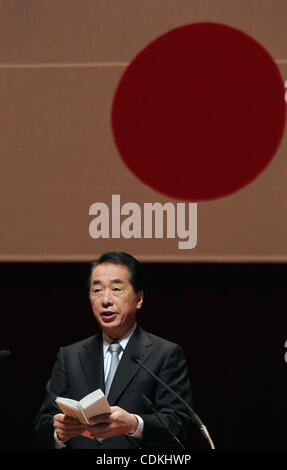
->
[34,325,193,449]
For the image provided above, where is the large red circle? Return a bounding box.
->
[111,23,286,201]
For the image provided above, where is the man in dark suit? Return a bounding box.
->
[34,252,193,449]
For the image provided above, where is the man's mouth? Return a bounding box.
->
[101,311,117,321]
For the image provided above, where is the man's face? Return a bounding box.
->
[89,263,143,339]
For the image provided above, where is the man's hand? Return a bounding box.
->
[53,414,88,442]
[87,406,138,440]
[54,407,138,442]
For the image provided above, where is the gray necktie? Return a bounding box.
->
[105,342,122,396]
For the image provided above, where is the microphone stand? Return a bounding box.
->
[133,355,215,449]
[141,393,185,450]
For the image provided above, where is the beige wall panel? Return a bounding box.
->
[0,1,286,62]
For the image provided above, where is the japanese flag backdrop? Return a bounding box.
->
[0,0,286,262]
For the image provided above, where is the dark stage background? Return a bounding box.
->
[0,262,286,449]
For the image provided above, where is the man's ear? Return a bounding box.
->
[136,291,144,310]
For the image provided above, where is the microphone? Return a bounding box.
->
[131,353,215,449]
[0,350,11,359]
[141,393,185,449]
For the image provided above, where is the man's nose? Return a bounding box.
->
[102,288,113,306]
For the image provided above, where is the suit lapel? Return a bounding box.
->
[107,325,153,405]
[78,334,105,393]
[77,327,154,405]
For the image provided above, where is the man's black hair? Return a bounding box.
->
[89,252,144,294]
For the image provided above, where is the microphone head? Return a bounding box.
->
[130,353,141,364]
[0,350,11,359]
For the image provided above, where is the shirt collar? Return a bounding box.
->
[102,323,137,357]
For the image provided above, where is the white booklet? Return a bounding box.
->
[55,388,111,425]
